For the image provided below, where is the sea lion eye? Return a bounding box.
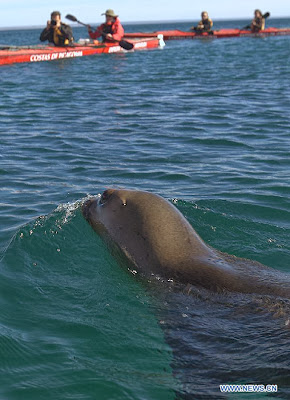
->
[99,189,113,205]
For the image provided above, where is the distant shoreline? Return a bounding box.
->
[0,16,289,31]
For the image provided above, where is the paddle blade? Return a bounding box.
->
[65,14,78,22]
[119,39,134,51]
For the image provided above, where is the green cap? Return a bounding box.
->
[102,9,118,18]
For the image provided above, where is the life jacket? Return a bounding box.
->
[89,18,124,42]
[101,23,113,42]
[196,18,213,32]
[203,18,213,31]
[252,17,265,31]
[53,27,69,45]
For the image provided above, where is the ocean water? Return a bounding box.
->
[1,19,290,399]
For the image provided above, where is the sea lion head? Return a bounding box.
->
[82,188,211,278]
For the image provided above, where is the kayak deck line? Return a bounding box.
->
[124,27,290,40]
[0,36,165,66]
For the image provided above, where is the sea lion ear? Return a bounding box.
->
[118,194,127,206]
[100,189,115,205]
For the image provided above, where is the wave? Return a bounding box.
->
[1,196,290,399]
[0,199,178,400]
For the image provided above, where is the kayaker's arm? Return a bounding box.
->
[88,24,104,40]
[40,26,51,42]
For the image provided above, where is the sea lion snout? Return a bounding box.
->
[82,189,118,221]
[82,198,96,220]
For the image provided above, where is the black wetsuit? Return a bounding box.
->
[101,24,113,42]
[193,19,213,33]
[252,17,264,32]
[40,23,73,46]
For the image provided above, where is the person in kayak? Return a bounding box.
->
[40,11,74,46]
[191,11,213,33]
[250,9,265,32]
[87,9,124,42]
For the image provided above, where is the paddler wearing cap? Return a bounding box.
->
[87,9,124,42]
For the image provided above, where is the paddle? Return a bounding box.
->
[65,14,134,50]
[243,12,270,30]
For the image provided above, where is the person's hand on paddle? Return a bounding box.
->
[87,24,93,33]
[104,33,113,40]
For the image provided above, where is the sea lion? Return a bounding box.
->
[82,189,290,298]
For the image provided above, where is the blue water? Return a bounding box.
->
[1,19,290,399]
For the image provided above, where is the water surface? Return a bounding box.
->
[1,19,290,399]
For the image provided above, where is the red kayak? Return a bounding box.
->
[0,36,164,66]
[124,27,290,40]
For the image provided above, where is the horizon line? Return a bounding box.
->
[0,15,289,31]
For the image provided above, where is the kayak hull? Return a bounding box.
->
[124,27,290,40]
[0,37,163,66]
